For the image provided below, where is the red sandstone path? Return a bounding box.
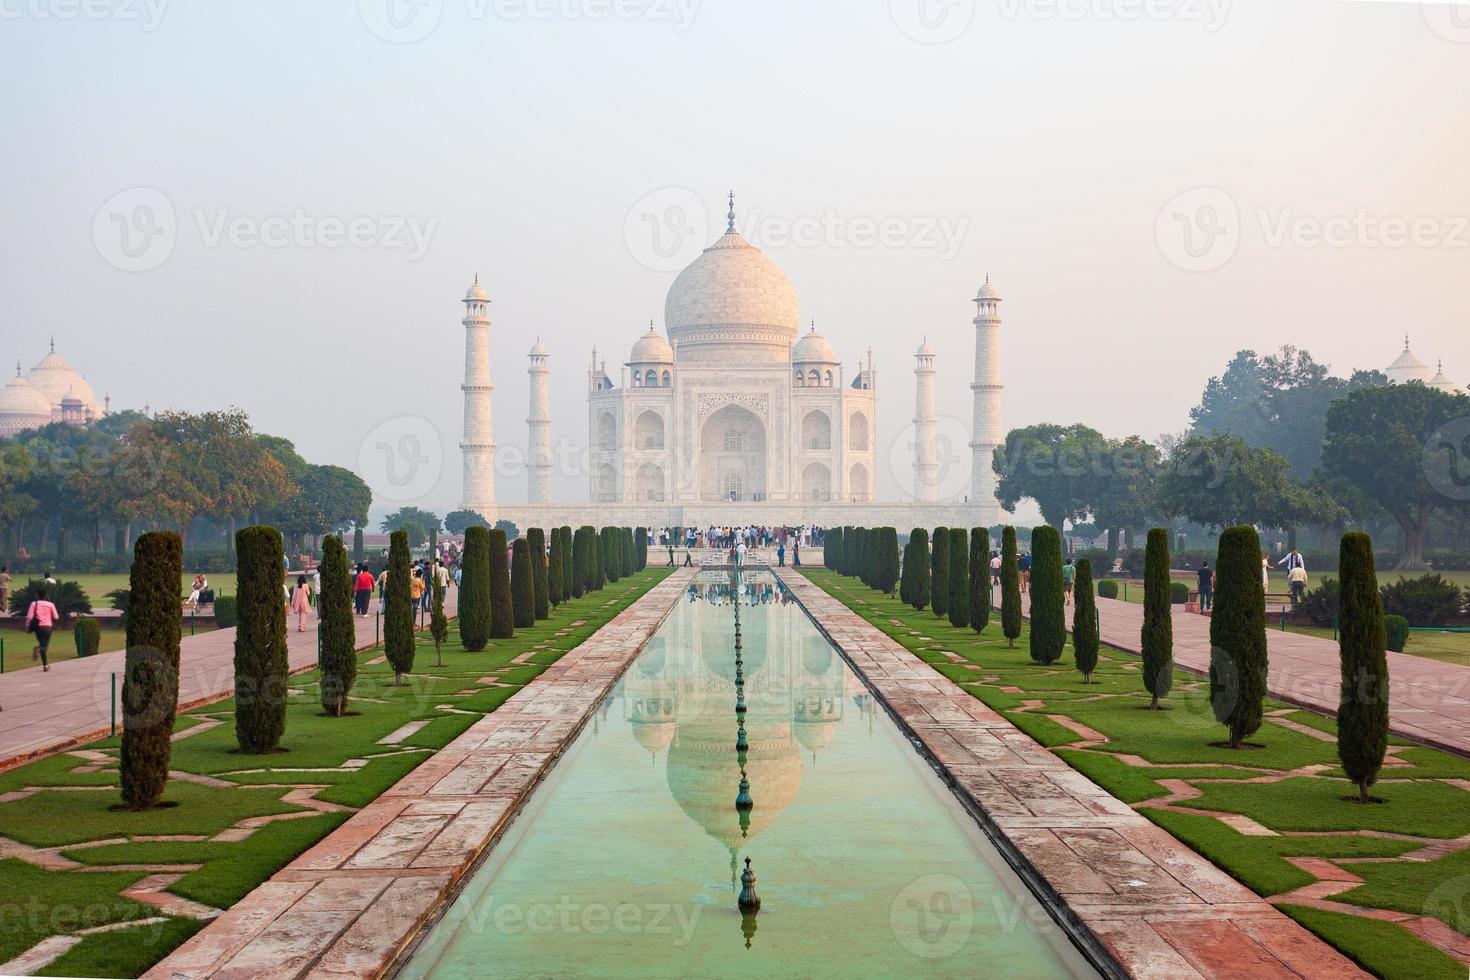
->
[1016,591,1470,757]
[0,593,456,771]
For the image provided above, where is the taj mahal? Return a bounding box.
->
[460,195,1006,530]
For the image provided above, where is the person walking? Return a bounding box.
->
[0,565,9,614]
[667,542,675,567]
[776,543,785,567]
[26,587,60,671]
[290,576,312,633]
[1196,560,1214,612]
[990,551,1002,587]
[1019,551,1032,593]
[1062,559,1076,605]
[353,564,374,616]
[735,540,747,566]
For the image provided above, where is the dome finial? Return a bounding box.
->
[14,359,20,377]
[1405,333,1411,351]
[49,336,55,353]
[727,190,736,232]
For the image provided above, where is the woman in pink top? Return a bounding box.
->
[290,575,312,633]
[27,588,61,671]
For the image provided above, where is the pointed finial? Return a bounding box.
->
[49,336,55,353]
[727,190,736,232]
[1405,333,1411,351]
[474,273,479,285]
[14,359,20,377]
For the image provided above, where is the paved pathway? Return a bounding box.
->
[1013,590,1470,757]
[785,570,1365,980]
[143,568,694,980]
[0,594,455,771]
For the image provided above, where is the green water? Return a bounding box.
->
[402,571,1097,979]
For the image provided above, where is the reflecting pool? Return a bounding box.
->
[401,571,1097,979]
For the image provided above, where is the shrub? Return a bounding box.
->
[120,531,181,809]
[907,528,931,611]
[527,528,549,620]
[459,526,491,652]
[1384,615,1409,653]
[317,535,356,716]
[1209,525,1268,749]
[1097,579,1119,600]
[1142,528,1174,709]
[1299,578,1340,627]
[1073,559,1098,682]
[9,579,91,622]
[1169,581,1190,603]
[488,528,515,639]
[234,526,288,754]
[1338,532,1389,803]
[1379,574,1465,627]
[511,538,536,629]
[1029,526,1065,665]
[383,530,415,684]
[213,595,238,628]
[969,527,989,634]
[1001,526,1022,647]
[74,617,101,658]
[930,527,950,619]
[948,527,969,629]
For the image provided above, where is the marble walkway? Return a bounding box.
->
[783,569,1366,980]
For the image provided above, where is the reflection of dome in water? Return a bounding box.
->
[802,643,832,676]
[638,646,667,677]
[628,697,677,757]
[666,726,801,849]
[700,631,766,682]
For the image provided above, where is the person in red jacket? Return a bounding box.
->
[353,565,375,616]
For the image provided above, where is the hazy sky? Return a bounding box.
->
[4,0,1468,518]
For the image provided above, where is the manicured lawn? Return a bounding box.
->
[805,568,1470,980]
[1284,623,1470,667]
[0,567,669,976]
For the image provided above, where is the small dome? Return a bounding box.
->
[1429,360,1461,393]
[464,276,488,302]
[976,274,1000,301]
[915,338,934,357]
[1386,338,1433,385]
[0,373,55,434]
[528,338,548,357]
[793,324,837,364]
[629,325,673,363]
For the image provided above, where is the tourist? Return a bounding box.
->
[410,567,426,613]
[793,541,801,567]
[1261,552,1271,593]
[0,565,10,612]
[1196,561,1214,612]
[1277,547,1306,575]
[1288,563,1308,606]
[434,559,450,599]
[290,576,311,632]
[735,539,747,566]
[990,551,1002,586]
[26,587,60,671]
[776,542,785,567]
[353,564,374,616]
[667,542,675,567]
[1062,559,1075,605]
[187,573,208,610]
[682,545,693,567]
[1019,551,1031,593]
[311,566,322,611]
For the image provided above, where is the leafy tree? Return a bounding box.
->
[1028,526,1065,664]
[383,530,415,685]
[930,527,949,619]
[1001,526,1022,647]
[1321,383,1470,569]
[120,531,181,809]
[1090,436,1162,546]
[393,520,427,549]
[495,519,519,542]
[1157,433,1339,531]
[459,526,491,651]
[993,424,1109,531]
[444,509,490,535]
[1141,528,1174,708]
[969,527,989,633]
[948,527,969,629]
[527,528,550,619]
[1337,532,1388,803]
[487,528,514,639]
[1073,558,1098,682]
[234,526,288,753]
[430,576,448,667]
[907,528,931,611]
[380,507,441,536]
[318,535,356,716]
[1209,525,1268,749]
[510,538,536,628]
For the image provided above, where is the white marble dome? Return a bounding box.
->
[26,347,97,416]
[0,371,54,436]
[629,326,674,363]
[793,324,837,364]
[664,228,800,362]
[1386,340,1433,385]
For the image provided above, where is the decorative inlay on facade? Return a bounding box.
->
[695,391,769,423]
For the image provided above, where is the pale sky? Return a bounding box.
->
[3,0,1468,517]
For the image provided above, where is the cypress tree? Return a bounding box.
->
[352,526,364,565]
[1001,526,1022,648]
[559,526,573,599]
[318,534,356,716]
[881,527,901,593]
[383,530,415,685]
[621,527,636,578]
[601,527,620,584]
[852,527,866,583]
[841,525,855,575]
[430,577,448,667]
[1073,558,1098,683]
[948,527,969,629]
[527,527,550,619]
[547,527,565,608]
[1142,527,1174,709]
[488,528,515,639]
[899,537,913,604]
[590,526,606,590]
[234,525,288,752]
[571,526,589,598]
[120,530,181,809]
[459,526,491,651]
[636,527,648,571]
[910,528,931,611]
[969,527,989,634]
[1338,531,1389,803]
[1209,525,1268,749]
[930,527,950,618]
[510,538,536,628]
[1029,525,1065,664]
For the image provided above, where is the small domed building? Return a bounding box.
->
[0,365,54,437]
[0,341,107,437]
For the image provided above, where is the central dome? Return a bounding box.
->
[663,228,800,362]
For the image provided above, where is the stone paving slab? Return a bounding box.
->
[781,570,1366,980]
[143,568,693,980]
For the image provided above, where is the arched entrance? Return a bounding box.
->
[801,461,831,501]
[699,404,766,501]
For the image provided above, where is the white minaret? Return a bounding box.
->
[527,338,551,503]
[460,276,496,516]
[969,275,1003,523]
[913,337,938,502]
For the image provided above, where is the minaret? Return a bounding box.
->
[913,338,938,502]
[460,276,496,516]
[969,275,1003,523]
[527,338,551,503]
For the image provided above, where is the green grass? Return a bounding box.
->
[0,859,156,963]
[35,917,205,979]
[804,568,1470,979]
